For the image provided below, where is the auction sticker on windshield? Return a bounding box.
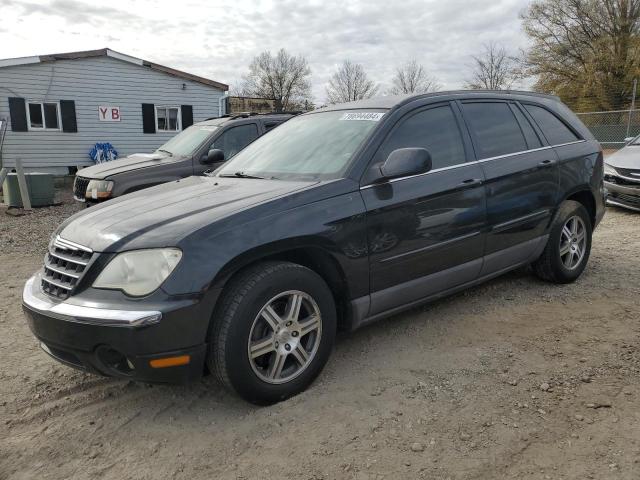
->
[340,112,385,121]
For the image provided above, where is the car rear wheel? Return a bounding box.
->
[533,200,592,284]
[207,261,336,405]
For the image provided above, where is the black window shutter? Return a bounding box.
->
[181,105,193,129]
[60,100,77,132]
[142,103,156,133]
[8,97,28,132]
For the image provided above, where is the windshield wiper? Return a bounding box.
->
[157,149,173,156]
[219,171,266,179]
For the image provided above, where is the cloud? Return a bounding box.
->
[0,0,532,102]
[10,0,138,25]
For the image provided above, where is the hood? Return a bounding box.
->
[77,152,186,180]
[57,176,317,252]
[605,145,640,169]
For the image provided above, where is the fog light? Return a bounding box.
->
[96,346,134,374]
[149,355,191,368]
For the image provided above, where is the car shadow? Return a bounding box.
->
[42,266,558,419]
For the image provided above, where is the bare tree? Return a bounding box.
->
[326,60,379,104]
[390,60,441,94]
[241,49,312,111]
[465,42,521,90]
[229,82,250,97]
[522,0,640,110]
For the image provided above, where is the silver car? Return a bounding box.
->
[604,136,640,211]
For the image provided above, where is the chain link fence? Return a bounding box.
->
[576,109,640,149]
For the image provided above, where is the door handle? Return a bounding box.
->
[539,159,554,168]
[457,178,483,189]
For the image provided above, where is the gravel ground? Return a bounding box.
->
[1,197,640,480]
[0,189,82,255]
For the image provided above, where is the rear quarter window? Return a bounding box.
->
[523,104,580,145]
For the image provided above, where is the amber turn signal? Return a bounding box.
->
[149,355,191,368]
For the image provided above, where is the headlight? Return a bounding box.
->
[93,249,182,296]
[86,179,114,200]
[603,163,617,177]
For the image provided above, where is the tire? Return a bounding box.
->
[207,261,337,405]
[533,200,592,284]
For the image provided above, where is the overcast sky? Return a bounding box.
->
[0,0,531,102]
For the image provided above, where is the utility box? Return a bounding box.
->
[2,172,55,207]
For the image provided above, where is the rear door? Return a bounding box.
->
[459,100,559,275]
[361,103,487,316]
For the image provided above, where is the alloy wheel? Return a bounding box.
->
[247,290,322,384]
[559,215,587,270]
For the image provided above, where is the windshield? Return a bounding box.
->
[156,125,218,156]
[217,110,386,180]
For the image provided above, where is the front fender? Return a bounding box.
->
[161,189,369,299]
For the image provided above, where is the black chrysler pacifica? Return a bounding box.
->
[23,91,605,404]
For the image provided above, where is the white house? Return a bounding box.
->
[0,48,229,174]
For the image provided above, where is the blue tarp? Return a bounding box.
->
[89,143,118,163]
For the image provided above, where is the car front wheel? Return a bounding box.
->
[207,261,336,405]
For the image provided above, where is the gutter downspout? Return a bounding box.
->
[218,92,229,117]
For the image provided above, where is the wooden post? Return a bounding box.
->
[15,158,32,210]
[0,167,7,206]
[0,167,8,189]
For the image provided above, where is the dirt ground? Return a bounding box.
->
[1,202,639,480]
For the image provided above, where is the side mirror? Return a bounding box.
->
[625,136,635,143]
[202,148,225,165]
[380,148,432,180]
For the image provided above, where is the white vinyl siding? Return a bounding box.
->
[0,55,225,170]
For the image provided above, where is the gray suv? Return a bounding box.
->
[73,113,292,204]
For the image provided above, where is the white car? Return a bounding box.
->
[604,136,640,212]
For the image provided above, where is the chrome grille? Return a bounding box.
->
[614,167,640,179]
[606,167,640,187]
[610,191,640,206]
[73,176,90,200]
[605,174,640,187]
[42,236,93,299]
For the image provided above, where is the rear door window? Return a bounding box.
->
[511,105,542,149]
[263,121,282,132]
[376,105,466,170]
[523,104,580,145]
[462,102,528,159]
[211,123,259,159]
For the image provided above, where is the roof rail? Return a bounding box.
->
[206,111,304,121]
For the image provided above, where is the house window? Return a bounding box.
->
[27,102,60,130]
[156,106,181,132]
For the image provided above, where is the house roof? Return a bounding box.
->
[0,48,229,91]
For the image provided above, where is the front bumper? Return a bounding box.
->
[73,176,114,205]
[22,274,217,383]
[605,180,640,212]
[73,195,109,206]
